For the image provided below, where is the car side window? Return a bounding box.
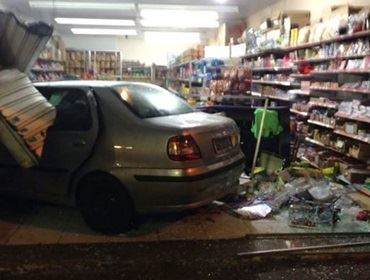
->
[38,88,92,131]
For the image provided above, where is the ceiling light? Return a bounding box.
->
[55,18,135,26]
[144,32,200,44]
[71,28,137,36]
[29,1,135,10]
[141,19,219,28]
[138,4,238,13]
[215,0,228,3]
[141,9,218,20]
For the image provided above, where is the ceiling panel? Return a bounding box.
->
[0,0,279,35]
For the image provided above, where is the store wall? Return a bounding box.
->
[247,0,370,27]
[63,35,119,52]
[116,38,196,66]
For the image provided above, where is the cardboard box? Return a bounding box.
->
[330,5,364,19]
[282,11,310,28]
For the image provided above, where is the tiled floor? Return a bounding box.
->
[0,195,369,245]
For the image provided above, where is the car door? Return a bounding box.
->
[34,86,99,196]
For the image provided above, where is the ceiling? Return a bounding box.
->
[0,0,278,36]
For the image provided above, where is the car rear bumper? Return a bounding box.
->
[113,153,245,213]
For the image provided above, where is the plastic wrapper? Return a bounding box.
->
[234,204,272,220]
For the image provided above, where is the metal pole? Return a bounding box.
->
[251,97,269,177]
[237,241,370,257]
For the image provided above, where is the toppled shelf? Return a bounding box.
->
[335,112,370,124]
[307,119,335,129]
[334,130,370,145]
[290,109,309,117]
[310,87,370,95]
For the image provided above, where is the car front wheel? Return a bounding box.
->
[78,175,135,234]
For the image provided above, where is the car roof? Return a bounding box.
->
[33,80,154,88]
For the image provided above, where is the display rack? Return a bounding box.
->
[65,49,122,79]
[90,50,122,79]
[244,26,370,182]
[30,57,65,82]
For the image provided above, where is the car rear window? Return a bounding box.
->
[114,84,194,118]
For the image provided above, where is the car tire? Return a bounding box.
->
[78,175,135,234]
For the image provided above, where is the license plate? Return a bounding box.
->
[213,136,232,153]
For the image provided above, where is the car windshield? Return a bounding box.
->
[114,84,194,118]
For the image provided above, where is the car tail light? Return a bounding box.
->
[167,135,201,161]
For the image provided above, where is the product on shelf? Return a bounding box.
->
[244,54,293,69]
[337,100,370,119]
[66,49,121,79]
[308,97,339,108]
[208,66,252,96]
[244,6,370,56]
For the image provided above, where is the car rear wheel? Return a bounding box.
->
[78,175,135,234]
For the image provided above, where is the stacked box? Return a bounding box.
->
[0,69,56,167]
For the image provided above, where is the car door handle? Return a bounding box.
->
[72,140,86,147]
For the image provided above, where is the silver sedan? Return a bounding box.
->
[0,81,245,233]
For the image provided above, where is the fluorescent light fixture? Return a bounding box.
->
[29,1,135,10]
[55,18,135,26]
[138,4,238,13]
[215,0,228,3]
[71,28,137,36]
[144,32,200,44]
[141,9,218,21]
[141,19,219,28]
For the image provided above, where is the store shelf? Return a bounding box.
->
[307,119,335,129]
[290,73,311,79]
[31,68,64,73]
[293,54,369,64]
[305,137,365,161]
[334,130,370,145]
[288,89,310,96]
[265,95,295,101]
[305,138,345,156]
[335,112,370,124]
[299,156,320,169]
[310,87,370,95]
[286,30,370,51]
[37,58,65,63]
[252,66,293,73]
[311,70,370,75]
[251,92,293,101]
[308,102,338,109]
[290,109,309,117]
[168,78,203,87]
[170,59,199,68]
[243,48,287,60]
[243,30,370,59]
[252,80,292,86]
